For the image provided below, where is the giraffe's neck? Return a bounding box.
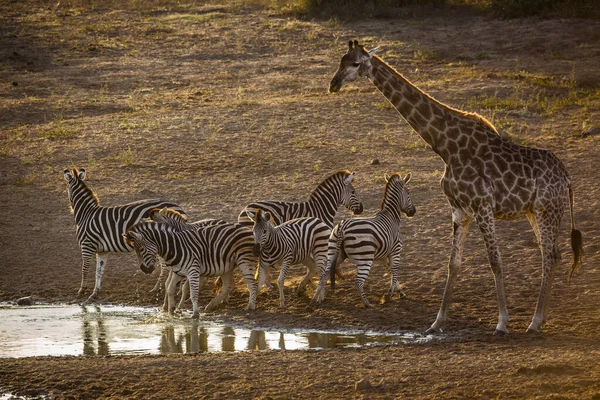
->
[368,56,472,164]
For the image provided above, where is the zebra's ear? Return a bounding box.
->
[63,169,72,181]
[246,211,256,223]
[78,168,86,180]
[344,173,355,185]
[263,211,272,222]
[158,207,169,217]
[403,173,412,185]
[384,173,391,182]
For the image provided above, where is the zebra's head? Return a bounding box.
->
[124,226,159,274]
[340,172,364,215]
[63,167,98,211]
[383,173,416,217]
[246,209,274,257]
[329,40,379,93]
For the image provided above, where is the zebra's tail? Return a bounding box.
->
[568,185,584,282]
[329,224,344,291]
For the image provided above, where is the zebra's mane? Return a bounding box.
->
[68,167,99,207]
[309,170,351,201]
[380,173,403,211]
[149,207,187,223]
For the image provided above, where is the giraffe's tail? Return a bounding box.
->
[568,185,584,282]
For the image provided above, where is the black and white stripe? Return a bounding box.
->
[247,210,331,310]
[125,220,258,318]
[328,173,415,308]
[64,167,185,303]
[238,170,364,229]
[147,207,228,311]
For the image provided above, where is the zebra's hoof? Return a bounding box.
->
[494,329,508,335]
[380,294,392,304]
[526,327,540,334]
[192,313,199,319]
[425,327,442,334]
[305,305,314,313]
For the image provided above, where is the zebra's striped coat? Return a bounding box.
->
[328,173,415,308]
[147,207,228,311]
[125,220,258,318]
[248,210,331,309]
[64,167,185,303]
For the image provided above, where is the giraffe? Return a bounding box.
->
[329,40,583,334]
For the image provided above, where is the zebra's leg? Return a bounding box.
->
[177,278,195,311]
[382,257,406,298]
[307,251,329,311]
[150,261,167,293]
[187,270,202,319]
[278,261,290,309]
[166,273,183,315]
[86,252,109,303]
[355,259,375,308]
[238,260,258,310]
[256,262,270,294]
[205,272,234,312]
[297,258,317,296]
[382,251,402,304]
[162,270,173,312]
[427,208,472,334]
[77,246,96,297]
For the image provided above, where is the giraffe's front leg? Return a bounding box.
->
[427,208,471,334]
[85,252,108,303]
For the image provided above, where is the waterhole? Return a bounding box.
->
[0,304,432,358]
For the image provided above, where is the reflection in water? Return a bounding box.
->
[0,304,433,358]
[81,305,109,356]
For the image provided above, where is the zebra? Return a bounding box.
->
[247,209,331,310]
[124,220,258,318]
[238,170,364,289]
[147,207,229,311]
[238,170,363,229]
[328,173,416,308]
[63,167,186,303]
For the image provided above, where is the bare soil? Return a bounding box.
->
[1,1,599,399]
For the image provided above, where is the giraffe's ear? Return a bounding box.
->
[368,46,380,59]
[78,168,86,180]
[344,172,355,185]
[384,173,391,182]
[63,169,72,181]
[403,173,412,185]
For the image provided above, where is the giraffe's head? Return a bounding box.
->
[329,40,379,93]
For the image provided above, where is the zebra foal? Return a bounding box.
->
[247,210,331,310]
[125,220,258,318]
[64,167,185,303]
[328,173,416,308]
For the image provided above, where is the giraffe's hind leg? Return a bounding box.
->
[527,209,562,333]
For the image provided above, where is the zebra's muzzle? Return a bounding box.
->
[252,243,261,257]
[140,263,155,275]
[353,203,364,215]
[405,207,416,217]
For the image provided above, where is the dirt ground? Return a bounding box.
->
[1,1,599,398]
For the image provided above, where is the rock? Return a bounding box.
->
[355,378,372,391]
[370,158,380,165]
[16,296,34,306]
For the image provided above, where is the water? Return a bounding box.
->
[0,304,432,358]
